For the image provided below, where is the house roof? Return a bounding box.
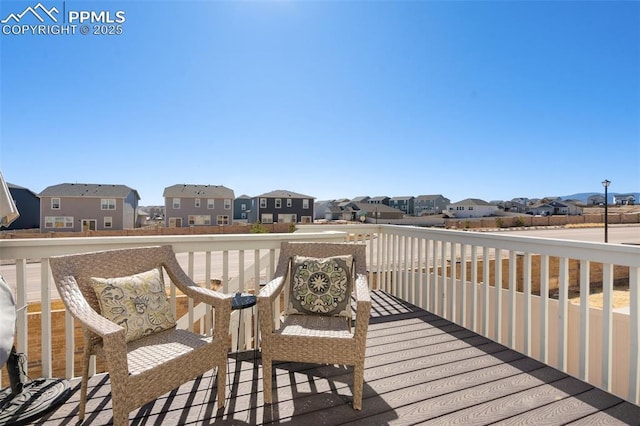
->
[390,196,415,201]
[352,202,403,214]
[351,196,371,202]
[415,194,446,201]
[8,183,38,197]
[256,190,314,199]
[450,198,493,206]
[163,184,234,199]
[369,196,390,202]
[39,183,139,200]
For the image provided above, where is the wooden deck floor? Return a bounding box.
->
[21,291,640,425]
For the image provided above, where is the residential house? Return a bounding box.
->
[163,184,234,228]
[527,200,583,216]
[445,198,499,218]
[329,201,403,222]
[39,183,139,232]
[314,200,337,221]
[352,202,404,222]
[4,183,39,230]
[500,200,528,214]
[511,197,530,206]
[414,194,450,216]
[350,196,371,204]
[614,194,636,205]
[368,196,390,206]
[587,194,606,205]
[389,196,415,216]
[136,206,164,228]
[247,190,314,224]
[234,194,252,221]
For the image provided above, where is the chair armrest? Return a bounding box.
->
[257,276,285,335]
[353,274,371,340]
[161,253,234,311]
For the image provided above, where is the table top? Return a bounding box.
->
[231,293,257,310]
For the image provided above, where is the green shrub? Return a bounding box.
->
[250,221,269,233]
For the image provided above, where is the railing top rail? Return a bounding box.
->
[0,231,348,259]
[301,223,640,267]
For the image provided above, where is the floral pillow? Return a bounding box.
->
[91,267,176,343]
[286,255,354,318]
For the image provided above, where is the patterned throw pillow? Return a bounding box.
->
[91,267,176,343]
[287,255,354,318]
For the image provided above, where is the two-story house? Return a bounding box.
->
[39,183,139,232]
[5,183,39,230]
[389,196,415,216]
[414,194,450,216]
[163,184,235,227]
[368,196,390,206]
[233,194,252,221]
[248,190,314,224]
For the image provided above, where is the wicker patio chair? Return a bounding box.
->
[49,245,233,426]
[258,242,371,410]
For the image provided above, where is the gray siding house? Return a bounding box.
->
[39,183,139,232]
[247,190,314,224]
[233,194,252,221]
[163,184,235,227]
[389,196,415,216]
[5,183,40,230]
[414,194,450,216]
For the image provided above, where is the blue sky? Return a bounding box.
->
[1,0,638,206]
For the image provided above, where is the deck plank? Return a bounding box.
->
[20,290,640,426]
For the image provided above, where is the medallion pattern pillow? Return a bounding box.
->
[91,267,176,343]
[287,255,354,317]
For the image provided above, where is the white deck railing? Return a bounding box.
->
[0,224,638,405]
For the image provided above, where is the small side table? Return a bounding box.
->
[231,293,257,311]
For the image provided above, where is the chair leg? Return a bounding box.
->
[217,355,226,408]
[78,351,91,421]
[353,361,364,410]
[262,355,273,404]
[111,403,129,426]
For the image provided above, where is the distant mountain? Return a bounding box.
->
[560,192,639,204]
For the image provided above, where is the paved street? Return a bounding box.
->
[487,224,640,245]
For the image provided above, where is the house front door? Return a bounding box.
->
[81,219,97,231]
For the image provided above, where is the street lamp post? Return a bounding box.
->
[602,179,611,243]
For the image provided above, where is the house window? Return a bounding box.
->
[104,217,113,228]
[173,198,180,209]
[303,199,309,209]
[278,214,296,223]
[241,203,247,211]
[207,199,215,209]
[260,198,267,208]
[188,215,211,225]
[275,198,282,209]
[51,198,60,210]
[195,198,201,208]
[287,199,292,207]
[261,213,273,224]
[217,215,229,225]
[169,217,182,227]
[44,216,73,228]
[224,199,231,210]
[101,199,116,210]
